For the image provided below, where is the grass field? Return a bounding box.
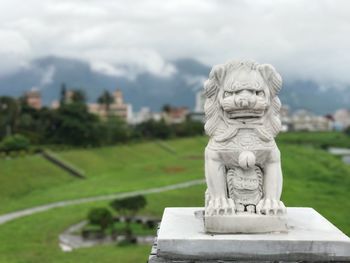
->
[0,139,205,213]
[0,185,206,263]
[277,131,350,148]
[0,132,349,262]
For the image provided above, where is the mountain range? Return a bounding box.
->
[0,56,349,114]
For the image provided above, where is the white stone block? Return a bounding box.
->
[156,207,350,262]
[205,212,288,233]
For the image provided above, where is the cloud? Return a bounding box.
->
[0,29,31,75]
[39,65,56,87]
[89,49,177,79]
[183,75,207,91]
[90,61,126,78]
[0,0,350,86]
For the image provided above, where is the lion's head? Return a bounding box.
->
[204,60,282,142]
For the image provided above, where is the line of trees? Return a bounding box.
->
[0,87,204,152]
[0,91,129,148]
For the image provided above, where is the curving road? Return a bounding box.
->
[0,179,205,225]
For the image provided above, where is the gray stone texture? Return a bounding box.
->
[148,207,350,262]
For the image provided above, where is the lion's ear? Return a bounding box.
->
[209,64,226,83]
[258,64,282,97]
[204,65,226,98]
[204,64,226,136]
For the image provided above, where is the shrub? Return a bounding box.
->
[110,195,147,240]
[110,195,147,216]
[87,208,113,231]
[0,134,30,153]
[345,126,350,136]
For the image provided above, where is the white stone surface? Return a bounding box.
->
[205,212,287,233]
[203,60,286,231]
[157,207,350,261]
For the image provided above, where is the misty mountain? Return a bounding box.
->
[0,56,349,114]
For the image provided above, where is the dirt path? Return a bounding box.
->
[0,179,205,225]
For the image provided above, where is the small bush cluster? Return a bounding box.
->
[0,134,30,153]
[84,195,154,244]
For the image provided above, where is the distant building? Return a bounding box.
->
[50,90,76,109]
[25,88,42,110]
[64,90,75,104]
[333,109,350,130]
[280,105,292,132]
[88,89,133,123]
[109,89,132,122]
[162,106,189,124]
[189,89,205,123]
[195,89,206,113]
[132,107,153,124]
[290,110,332,132]
[50,100,59,109]
[130,107,166,125]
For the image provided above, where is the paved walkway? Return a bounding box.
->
[0,179,205,225]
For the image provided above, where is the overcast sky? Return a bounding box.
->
[0,0,350,87]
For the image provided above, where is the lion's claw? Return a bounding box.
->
[256,198,286,215]
[206,197,235,216]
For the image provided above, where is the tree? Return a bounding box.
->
[102,116,131,144]
[48,103,103,146]
[345,126,350,136]
[173,119,204,137]
[97,90,114,112]
[134,119,173,139]
[162,104,171,113]
[110,195,147,217]
[0,96,20,139]
[110,195,147,238]
[59,83,67,106]
[88,208,113,232]
[71,89,86,104]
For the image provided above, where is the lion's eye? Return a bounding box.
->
[256,91,265,97]
[224,91,233,97]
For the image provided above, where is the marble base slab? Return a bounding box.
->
[205,212,288,233]
[150,207,350,262]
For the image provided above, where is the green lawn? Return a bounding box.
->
[0,133,349,262]
[0,185,206,263]
[0,155,75,210]
[0,173,349,263]
[0,139,205,213]
[277,131,350,148]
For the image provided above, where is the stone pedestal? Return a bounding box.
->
[148,207,350,262]
[205,212,288,233]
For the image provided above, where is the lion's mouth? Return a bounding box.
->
[226,109,264,120]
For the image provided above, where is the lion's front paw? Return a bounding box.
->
[256,198,286,215]
[206,197,235,216]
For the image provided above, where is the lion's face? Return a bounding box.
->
[218,69,270,121]
[204,60,282,139]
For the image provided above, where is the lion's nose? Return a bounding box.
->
[240,100,249,108]
[236,96,256,108]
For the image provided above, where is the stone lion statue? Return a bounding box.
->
[204,60,286,218]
